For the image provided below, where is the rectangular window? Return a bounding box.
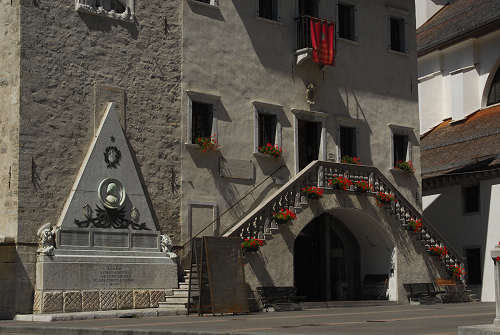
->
[340,126,357,158]
[258,113,277,147]
[191,102,213,144]
[465,248,481,285]
[393,134,408,166]
[463,185,480,213]
[338,3,356,41]
[259,0,278,21]
[390,17,406,52]
[195,0,211,3]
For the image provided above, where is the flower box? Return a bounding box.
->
[196,135,219,152]
[427,245,447,257]
[408,218,422,232]
[258,143,282,158]
[328,176,353,190]
[341,155,361,165]
[395,160,414,174]
[273,208,296,223]
[448,264,465,279]
[354,180,371,192]
[375,192,394,207]
[241,238,264,252]
[301,186,324,199]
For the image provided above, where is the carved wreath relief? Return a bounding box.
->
[104,146,121,168]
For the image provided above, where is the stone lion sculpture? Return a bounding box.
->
[160,234,177,259]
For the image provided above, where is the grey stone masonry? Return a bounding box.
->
[3,0,182,315]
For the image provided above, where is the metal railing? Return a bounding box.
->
[296,15,334,50]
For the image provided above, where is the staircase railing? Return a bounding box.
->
[223,160,464,268]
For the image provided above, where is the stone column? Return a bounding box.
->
[491,245,500,326]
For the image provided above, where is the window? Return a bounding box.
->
[75,0,135,21]
[463,185,480,213]
[259,0,278,21]
[390,17,406,53]
[258,113,277,147]
[465,248,481,285]
[253,102,282,154]
[338,3,356,41]
[339,126,357,158]
[487,68,500,106]
[393,134,409,166]
[191,102,213,144]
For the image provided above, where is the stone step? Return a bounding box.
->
[158,301,187,310]
[162,296,192,304]
[179,284,199,290]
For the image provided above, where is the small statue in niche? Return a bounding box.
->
[306,82,316,105]
[160,234,178,259]
[37,222,57,256]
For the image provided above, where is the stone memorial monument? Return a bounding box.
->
[35,103,177,314]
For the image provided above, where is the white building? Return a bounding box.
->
[417,0,500,301]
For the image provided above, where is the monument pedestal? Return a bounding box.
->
[458,246,500,335]
[35,247,177,313]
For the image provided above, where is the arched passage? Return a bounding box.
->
[294,211,395,301]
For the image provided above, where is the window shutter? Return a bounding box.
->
[386,15,391,50]
[211,103,217,138]
[404,19,409,53]
[355,127,360,158]
[336,124,341,163]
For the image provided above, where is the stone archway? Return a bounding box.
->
[293,210,396,302]
[294,213,360,301]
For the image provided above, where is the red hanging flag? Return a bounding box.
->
[310,18,335,66]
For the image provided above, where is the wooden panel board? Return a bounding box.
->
[203,237,249,314]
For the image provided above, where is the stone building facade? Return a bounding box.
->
[0,0,464,317]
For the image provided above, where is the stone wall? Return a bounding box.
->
[0,0,20,241]
[15,0,182,313]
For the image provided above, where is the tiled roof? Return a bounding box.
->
[417,0,500,55]
[420,105,500,178]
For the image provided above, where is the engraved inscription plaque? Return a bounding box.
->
[60,231,90,247]
[93,265,132,288]
[93,232,128,248]
[131,234,157,249]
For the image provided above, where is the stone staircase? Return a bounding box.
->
[222,160,467,286]
[158,269,199,311]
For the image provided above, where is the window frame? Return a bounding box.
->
[386,10,408,54]
[338,125,358,160]
[337,1,358,42]
[75,0,135,21]
[463,184,480,214]
[253,101,282,154]
[389,125,414,169]
[257,0,279,22]
[335,117,362,163]
[186,90,219,146]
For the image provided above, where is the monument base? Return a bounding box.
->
[459,325,500,335]
[35,249,177,313]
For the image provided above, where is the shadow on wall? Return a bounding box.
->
[187,1,225,21]
[231,0,294,72]
[78,12,139,39]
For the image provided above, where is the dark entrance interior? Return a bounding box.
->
[466,248,481,285]
[294,214,361,301]
[299,0,319,17]
[298,119,321,171]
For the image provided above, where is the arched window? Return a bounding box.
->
[487,68,500,106]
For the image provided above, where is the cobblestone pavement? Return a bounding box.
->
[0,302,495,335]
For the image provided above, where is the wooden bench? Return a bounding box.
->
[434,278,465,303]
[256,286,304,312]
[403,283,441,304]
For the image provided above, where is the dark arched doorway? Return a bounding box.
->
[294,213,361,301]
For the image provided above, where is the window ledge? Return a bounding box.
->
[187,0,219,9]
[388,48,408,57]
[253,152,282,160]
[390,167,413,175]
[338,37,360,46]
[256,16,284,26]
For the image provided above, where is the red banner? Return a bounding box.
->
[310,18,335,66]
